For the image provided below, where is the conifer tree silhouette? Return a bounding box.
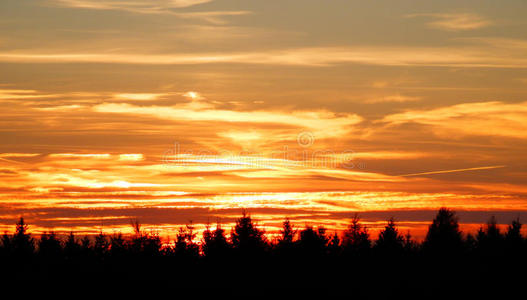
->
[327,232,341,256]
[202,223,230,258]
[342,214,370,255]
[375,218,404,254]
[93,231,109,257]
[109,232,126,258]
[1,232,11,257]
[423,208,463,255]
[298,225,329,256]
[276,218,296,257]
[505,217,523,252]
[231,211,267,255]
[12,217,34,257]
[80,235,91,255]
[174,223,199,259]
[476,216,504,256]
[0,207,526,290]
[278,218,296,246]
[64,231,81,258]
[38,231,62,258]
[403,230,417,253]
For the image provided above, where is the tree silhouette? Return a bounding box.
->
[403,230,417,253]
[141,231,162,257]
[93,231,109,257]
[174,223,199,259]
[12,217,34,257]
[1,232,12,257]
[64,231,81,258]
[278,218,296,246]
[476,216,504,256]
[375,218,404,254]
[80,235,91,256]
[505,217,523,251]
[0,209,525,290]
[230,211,267,255]
[327,232,341,256]
[202,223,230,259]
[38,231,62,259]
[109,232,126,258]
[127,220,162,257]
[298,225,328,256]
[423,208,463,255]
[342,214,370,255]
[275,218,297,257]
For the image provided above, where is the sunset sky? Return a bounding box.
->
[1,0,527,239]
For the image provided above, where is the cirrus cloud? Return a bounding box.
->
[381,101,527,139]
[408,13,493,31]
[92,101,363,140]
[53,0,215,11]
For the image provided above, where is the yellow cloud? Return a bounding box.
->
[2,42,527,68]
[0,153,40,158]
[52,0,250,23]
[49,153,112,159]
[34,105,84,111]
[54,0,214,11]
[0,89,58,100]
[118,154,144,161]
[381,101,527,139]
[365,94,421,103]
[93,102,363,139]
[113,93,166,101]
[408,13,493,31]
[182,91,203,100]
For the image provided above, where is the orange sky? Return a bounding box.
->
[1,0,527,240]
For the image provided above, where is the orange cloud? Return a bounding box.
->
[92,102,363,139]
[113,93,167,101]
[408,13,493,31]
[53,0,215,11]
[2,42,527,68]
[381,101,527,139]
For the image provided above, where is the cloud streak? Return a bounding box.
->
[92,101,363,139]
[53,0,214,11]
[51,0,250,23]
[381,101,527,139]
[408,13,493,31]
[2,43,526,68]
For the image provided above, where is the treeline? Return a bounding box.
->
[1,208,526,289]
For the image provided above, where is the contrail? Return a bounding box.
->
[0,157,27,164]
[400,165,506,177]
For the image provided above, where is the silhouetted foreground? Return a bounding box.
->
[1,208,526,293]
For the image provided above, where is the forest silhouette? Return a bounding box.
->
[1,208,526,292]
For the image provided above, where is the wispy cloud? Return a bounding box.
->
[49,153,112,159]
[381,101,527,139]
[113,93,168,101]
[53,0,214,11]
[51,0,250,23]
[0,153,40,158]
[408,13,493,31]
[92,101,363,139]
[365,94,421,104]
[2,42,527,68]
[0,89,58,100]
